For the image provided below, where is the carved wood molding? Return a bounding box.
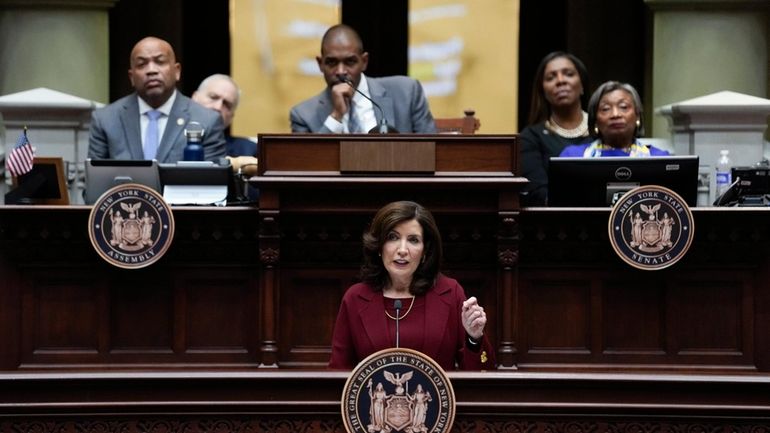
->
[259,247,280,266]
[2,416,767,433]
[497,213,520,269]
[519,209,770,267]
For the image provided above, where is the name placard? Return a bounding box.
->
[340,140,436,173]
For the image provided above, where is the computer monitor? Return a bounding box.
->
[713,165,770,206]
[547,155,699,207]
[158,161,232,205]
[84,159,161,205]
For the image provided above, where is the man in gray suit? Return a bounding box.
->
[290,24,436,134]
[88,37,226,162]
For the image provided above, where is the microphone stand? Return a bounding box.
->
[393,299,402,348]
[338,75,398,134]
[235,163,259,204]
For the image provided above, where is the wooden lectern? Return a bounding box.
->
[251,134,526,368]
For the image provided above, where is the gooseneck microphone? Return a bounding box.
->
[393,299,402,348]
[336,74,398,133]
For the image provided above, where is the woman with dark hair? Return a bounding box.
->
[560,81,669,157]
[328,201,495,370]
[520,51,592,206]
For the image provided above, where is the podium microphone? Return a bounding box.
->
[337,74,398,134]
[393,299,402,348]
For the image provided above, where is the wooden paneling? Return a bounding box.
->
[518,208,769,372]
[257,134,520,176]
[110,279,174,350]
[185,279,254,350]
[3,206,770,372]
[671,280,745,353]
[279,270,351,368]
[0,206,262,370]
[32,275,101,351]
[603,281,665,352]
[522,278,591,353]
[3,203,770,427]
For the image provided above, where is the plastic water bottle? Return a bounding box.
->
[715,149,732,196]
[183,121,205,161]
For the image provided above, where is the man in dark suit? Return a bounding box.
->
[290,24,436,134]
[192,74,257,157]
[88,37,226,162]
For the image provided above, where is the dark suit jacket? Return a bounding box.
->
[289,75,436,133]
[519,122,593,206]
[88,92,226,163]
[328,274,495,370]
[226,135,258,157]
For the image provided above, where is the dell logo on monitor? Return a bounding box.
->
[615,166,632,180]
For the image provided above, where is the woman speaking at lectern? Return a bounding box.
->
[328,201,495,370]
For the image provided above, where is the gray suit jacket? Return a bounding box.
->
[88,92,227,163]
[289,75,436,133]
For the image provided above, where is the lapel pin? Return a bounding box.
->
[177,118,185,126]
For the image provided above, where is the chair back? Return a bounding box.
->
[434,109,480,134]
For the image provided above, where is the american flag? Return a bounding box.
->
[6,128,35,178]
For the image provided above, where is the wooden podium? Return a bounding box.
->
[251,134,526,368]
[257,133,519,176]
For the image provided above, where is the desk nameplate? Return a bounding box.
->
[340,140,436,173]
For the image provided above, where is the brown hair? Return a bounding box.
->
[360,201,442,295]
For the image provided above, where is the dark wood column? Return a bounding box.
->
[257,193,281,367]
[496,210,520,368]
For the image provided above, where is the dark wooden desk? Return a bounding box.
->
[1,370,768,432]
[3,205,770,372]
[0,205,263,370]
[3,205,770,431]
[2,129,770,431]
[517,207,770,373]
[256,134,520,176]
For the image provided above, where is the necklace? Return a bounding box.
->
[546,110,588,138]
[385,296,415,320]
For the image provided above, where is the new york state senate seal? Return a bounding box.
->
[608,185,694,271]
[88,183,174,269]
[341,348,455,433]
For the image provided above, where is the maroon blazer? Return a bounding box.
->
[328,274,495,370]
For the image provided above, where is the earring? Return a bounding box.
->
[636,119,641,128]
[421,255,426,263]
[594,126,599,135]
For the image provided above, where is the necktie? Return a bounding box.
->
[144,109,162,160]
[348,101,361,134]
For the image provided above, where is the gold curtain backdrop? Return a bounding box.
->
[231,0,340,137]
[409,0,519,133]
[230,0,519,136]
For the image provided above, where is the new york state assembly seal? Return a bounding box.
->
[608,185,694,271]
[88,183,174,269]
[341,348,455,433]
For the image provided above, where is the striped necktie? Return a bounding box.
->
[348,102,361,134]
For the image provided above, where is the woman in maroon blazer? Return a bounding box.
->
[329,201,495,370]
